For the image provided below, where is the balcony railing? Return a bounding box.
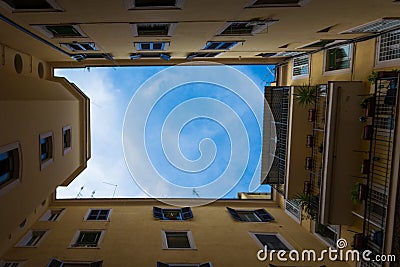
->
[284,199,302,222]
[262,86,290,196]
[361,72,399,266]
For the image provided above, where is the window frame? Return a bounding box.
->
[61,42,97,52]
[40,208,65,222]
[69,230,105,248]
[161,230,196,250]
[134,42,170,51]
[0,142,21,195]
[39,131,53,170]
[0,0,63,12]
[249,232,294,251]
[32,24,87,39]
[245,0,309,8]
[217,21,274,36]
[62,125,72,155]
[47,259,103,267]
[131,23,177,37]
[157,263,213,267]
[84,209,112,221]
[153,207,193,221]
[202,41,241,50]
[226,207,275,222]
[323,44,353,75]
[291,54,310,79]
[16,230,48,247]
[125,0,186,10]
[374,29,400,68]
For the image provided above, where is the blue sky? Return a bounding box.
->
[55,64,275,199]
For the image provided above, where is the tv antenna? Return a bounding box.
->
[76,186,84,198]
[192,188,200,198]
[102,181,118,198]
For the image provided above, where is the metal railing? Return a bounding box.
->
[361,72,399,266]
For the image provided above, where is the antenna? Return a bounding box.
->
[76,186,84,198]
[192,188,200,198]
[102,181,118,198]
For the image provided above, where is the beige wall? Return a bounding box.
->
[0,46,89,255]
[1,199,356,267]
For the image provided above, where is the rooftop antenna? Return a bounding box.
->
[76,186,84,198]
[102,181,118,198]
[192,188,200,198]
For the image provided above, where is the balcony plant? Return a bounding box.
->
[351,182,367,204]
[295,192,318,220]
[295,85,317,107]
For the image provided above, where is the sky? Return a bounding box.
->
[55,64,275,200]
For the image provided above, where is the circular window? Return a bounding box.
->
[38,62,44,79]
[14,54,23,74]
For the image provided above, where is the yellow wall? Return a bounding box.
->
[0,46,89,255]
[1,199,356,267]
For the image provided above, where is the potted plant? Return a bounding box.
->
[295,85,317,122]
[305,157,313,170]
[360,97,375,117]
[361,159,370,174]
[295,192,319,220]
[367,71,378,85]
[353,233,365,250]
[351,182,367,204]
[295,85,317,107]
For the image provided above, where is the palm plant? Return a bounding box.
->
[295,85,317,107]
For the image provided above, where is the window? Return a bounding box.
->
[62,126,72,155]
[186,52,222,60]
[341,18,400,34]
[61,43,96,52]
[153,207,193,220]
[325,44,352,72]
[218,21,276,36]
[292,55,309,77]
[0,262,24,267]
[376,29,400,66]
[47,259,103,267]
[126,0,185,9]
[85,209,111,221]
[250,233,293,250]
[161,230,196,249]
[17,230,47,247]
[134,42,169,51]
[40,208,65,221]
[0,0,62,12]
[71,231,104,248]
[298,39,336,49]
[39,132,53,170]
[131,23,177,37]
[246,0,307,7]
[0,142,21,190]
[157,263,212,267]
[32,24,86,38]
[71,53,114,61]
[202,41,240,50]
[226,207,274,222]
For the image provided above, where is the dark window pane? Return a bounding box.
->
[255,234,290,250]
[3,0,53,9]
[135,0,176,7]
[46,25,82,37]
[166,232,190,248]
[137,24,169,36]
